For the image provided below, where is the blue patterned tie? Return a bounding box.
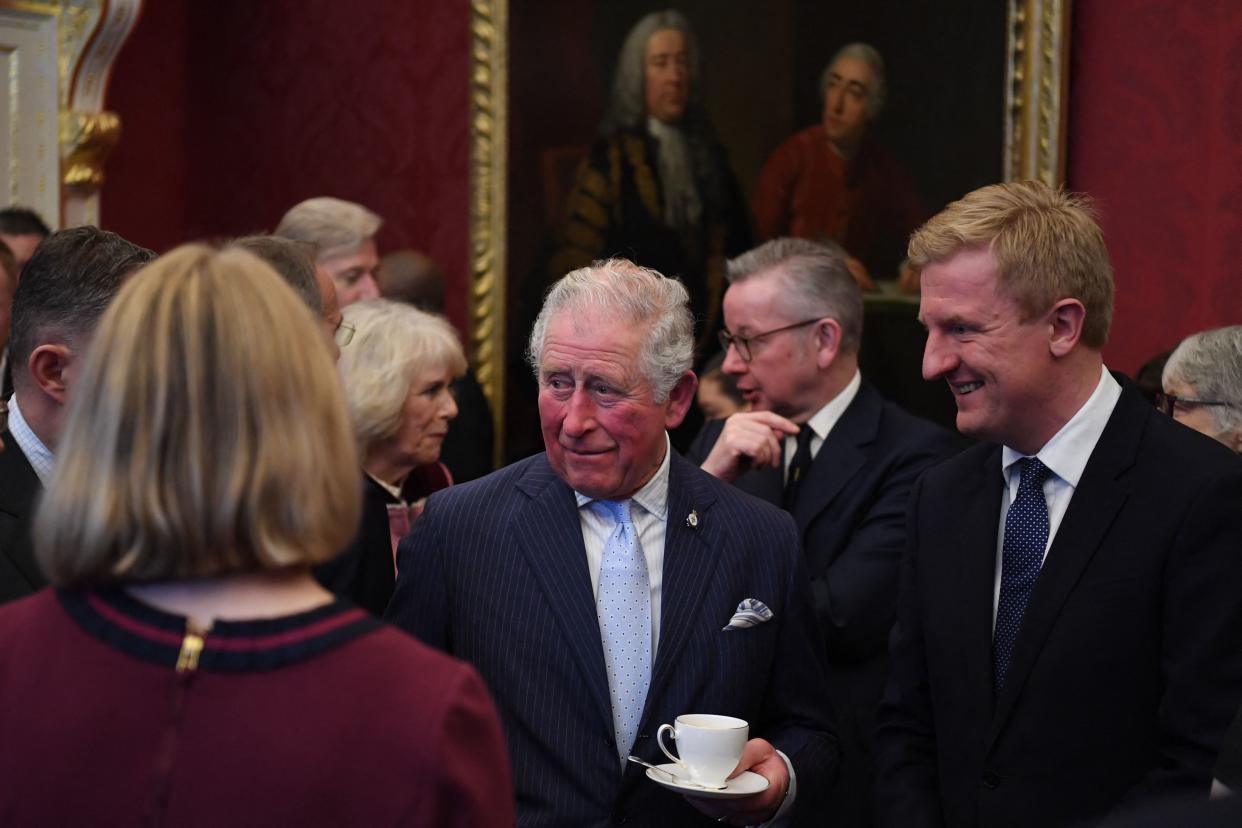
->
[594,499,651,763]
[993,457,1053,692]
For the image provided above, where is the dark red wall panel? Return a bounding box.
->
[103,0,471,333]
[1069,1,1242,374]
[101,0,190,255]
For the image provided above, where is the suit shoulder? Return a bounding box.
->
[674,453,796,530]
[915,438,995,486]
[1135,405,1242,484]
[685,418,726,465]
[422,454,547,512]
[875,399,964,457]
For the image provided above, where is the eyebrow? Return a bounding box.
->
[829,73,870,94]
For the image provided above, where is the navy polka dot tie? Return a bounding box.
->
[594,499,651,763]
[993,457,1053,693]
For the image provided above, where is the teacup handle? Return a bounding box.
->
[656,723,683,767]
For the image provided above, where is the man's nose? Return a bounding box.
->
[562,388,596,435]
[358,275,380,301]
[721,341,748,376]
[922,331,957,381]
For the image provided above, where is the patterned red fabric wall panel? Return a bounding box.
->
[104,1,471,334]
[1069,1,1242,374]
[101,0,191,253]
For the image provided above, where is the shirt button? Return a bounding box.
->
[982,770,1002,789]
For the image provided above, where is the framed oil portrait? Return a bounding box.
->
[469,0,1071,459]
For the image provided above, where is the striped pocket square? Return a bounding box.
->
[722,599,773,631]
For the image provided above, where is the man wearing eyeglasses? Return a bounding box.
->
[687,236,958,827]
[1159,325,1242,454]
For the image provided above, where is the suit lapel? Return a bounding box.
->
[644,453,719,722]
[512,457,613,728]
[788,383,878,533]
[737,462,782,507]
[955,445,1007,718]
[988,390,1142,742]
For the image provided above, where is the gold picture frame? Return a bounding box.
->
[469,0,1072,455]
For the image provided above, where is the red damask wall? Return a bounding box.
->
[102,3,1241,377]
[102,0,471,333]
[1069,1,1242,374]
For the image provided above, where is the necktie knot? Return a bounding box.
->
[595,499,633,526]
[1017,456,1053,491]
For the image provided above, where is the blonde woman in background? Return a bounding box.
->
[315,298,465,615]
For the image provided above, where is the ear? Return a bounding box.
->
[27,343,74,405]
[1047,299,1087,358]
[663,371,698,430]
[813,318,843,370]
[1227,424,1242,456]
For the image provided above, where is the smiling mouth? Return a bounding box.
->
[951,381,983,396]
[563,445,611,457]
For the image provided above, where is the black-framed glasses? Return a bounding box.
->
[1155,392,1232,417]
[718,318,821,362]
[335,321,356,347]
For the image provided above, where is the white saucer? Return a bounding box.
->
[644,763,770,799]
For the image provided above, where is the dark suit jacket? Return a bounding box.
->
[0,433,43,605]
[688,381,961,826]
[315,475,398,617]
[874,382,1242,828]
[386,450,838,827]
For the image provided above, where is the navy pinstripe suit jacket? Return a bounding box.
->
[386,450,838,827]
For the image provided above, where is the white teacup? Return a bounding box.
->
[656,713,748,789]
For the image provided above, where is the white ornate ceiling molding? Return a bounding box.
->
[0,0,141,228]
[1004,0,1072,186]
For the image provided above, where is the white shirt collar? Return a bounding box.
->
[575,432,671,521]
[7,395,56,486]
[803,370,862,442]
[1001,365,1122,486]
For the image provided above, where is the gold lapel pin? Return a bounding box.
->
[686,509,699,528]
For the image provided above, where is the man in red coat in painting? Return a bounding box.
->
[752,43,923,288]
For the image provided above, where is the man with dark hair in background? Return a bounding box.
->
[0,226,154,604]
[0,241,17,411]
[0,207,52,275]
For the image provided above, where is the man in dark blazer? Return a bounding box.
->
[387,259,837,827]
[687,237,959,826]
[874,180,1242,828]
[0,227,153,604]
